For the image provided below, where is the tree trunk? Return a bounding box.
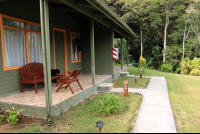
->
[140,18,143,57]
[163,15,168,63]
[182,23,187,75]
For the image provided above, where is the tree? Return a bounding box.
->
[186,3,200,51]
[122,0,151,57]
[150,0,189,62]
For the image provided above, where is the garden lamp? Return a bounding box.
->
[135,79,138,86]
[96,121,104,133]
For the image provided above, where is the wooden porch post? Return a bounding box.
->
[110,26,114,79]
[127,37,129,67]
[90,17,95,85]
[40,0,53,118]
[121,35,123,70]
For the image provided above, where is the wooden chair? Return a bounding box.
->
[20,62,59,94]
[56,68,83,94]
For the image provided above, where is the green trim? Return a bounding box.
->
[90,17,95,85]
[40,0,52,118]
[110,26,114,79]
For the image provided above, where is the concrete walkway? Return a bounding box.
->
[111,77,177,133]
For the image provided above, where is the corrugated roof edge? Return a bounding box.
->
[90,0,137,39]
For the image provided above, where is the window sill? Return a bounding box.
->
[71,60,81,63]
[4,66,21,71]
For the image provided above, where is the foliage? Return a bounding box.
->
[0,105,5,123]
[177,57,200,75]
[0,105,1,109]
[151,45,163,69]
[114,38,128,64]
[0,115,5,123]
[164,45,183,68]
[5,107,24,126]
[139,56,146,68]
[178,57,191,74]
[145,58,154,68]
[103,0,200,70]
[94,94,128,116]
[190,57,200,75]
[161,63,173,72]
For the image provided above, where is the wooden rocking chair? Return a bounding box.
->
[56,68,83,94]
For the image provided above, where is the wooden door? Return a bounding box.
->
[53,28,68,75]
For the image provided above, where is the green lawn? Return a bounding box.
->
[13,93,143,133]
[129,67,200,133]
[113,77,150,89]
[115,63,127,67]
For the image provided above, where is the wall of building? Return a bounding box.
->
[94,21,112,75]
[0,0,82,97]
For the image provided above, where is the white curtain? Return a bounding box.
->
[3,18,25,29]
[28,32,43,63]
[3,28,26,67]
[72,39,78,61]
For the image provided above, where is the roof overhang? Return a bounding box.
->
[58,0,137,39]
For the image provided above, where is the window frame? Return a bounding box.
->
[0,14,41,71]
[70,32,81,63]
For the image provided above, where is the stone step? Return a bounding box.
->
[97,83,114,93]
[120,72,129,77]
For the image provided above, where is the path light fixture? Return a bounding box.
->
[140,69,143,78]
[123,81,128,97]
[96,121,104,133]
[135,79,138,86]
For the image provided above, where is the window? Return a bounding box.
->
[0,14,42,70]
[71,32,81,63]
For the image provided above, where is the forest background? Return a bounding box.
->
[106,0,200,75]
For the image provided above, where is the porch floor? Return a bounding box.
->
[0,67,123,107]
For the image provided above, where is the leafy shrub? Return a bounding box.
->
[161,63,173,72]
[190,57,200,76]
[94,94,128,116]
[178,57,200,75]
[145,58,154,68]
[132,60,138,67]
[0,115,5,123]
[0,105,2,113]
[178,57,191,74]
[139,56,146,68]
[5,107,24,126]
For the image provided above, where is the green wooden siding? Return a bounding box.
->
[94,21,112,75]
[0,0,114,97]
[0,0,82,96]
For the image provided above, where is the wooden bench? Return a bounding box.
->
[20,62,59,94]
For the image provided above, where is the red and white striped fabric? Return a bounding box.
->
[113,48,119,60]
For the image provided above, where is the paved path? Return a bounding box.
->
[111,77,177,133]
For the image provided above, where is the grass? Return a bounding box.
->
[113,77,150,89]
[115,63,127,67]
[12,93,143,133]
[129,67,200,133]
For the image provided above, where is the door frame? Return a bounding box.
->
[53,27,68,76]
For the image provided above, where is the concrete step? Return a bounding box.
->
[97,83,114,93]
[120,72,129,77]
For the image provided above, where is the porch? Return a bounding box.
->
[0,0,135,119]
[0,67,128,119]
